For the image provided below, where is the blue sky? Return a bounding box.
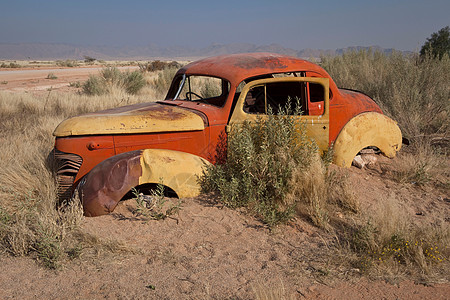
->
[0,0,448,51]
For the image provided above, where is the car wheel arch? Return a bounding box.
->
[333,112,402,167]
[79,149,210,216]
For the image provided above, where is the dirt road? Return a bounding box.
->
[0,66,138,93]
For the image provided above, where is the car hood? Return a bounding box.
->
[53,102,206,137]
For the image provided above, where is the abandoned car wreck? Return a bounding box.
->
[51,53,402,216]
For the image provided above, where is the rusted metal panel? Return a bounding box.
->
[53,102,205,137]
[79,150,143,217]
[139,149,209,197]
[333,112,402,167]
[78,149,210,216]
[177,53,339,92]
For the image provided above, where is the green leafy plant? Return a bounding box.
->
[200,99,320,227]
[132,184,181,221]
[420,26,450,59]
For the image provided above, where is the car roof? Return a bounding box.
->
[177,52,332,85]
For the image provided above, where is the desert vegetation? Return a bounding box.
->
[202,51,449,280]
[0,61,22,68]
[0,90,144,268]
[321,51,449,280]
[0,53,448,288]
[200,101,356,228]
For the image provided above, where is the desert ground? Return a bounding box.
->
[0,63,448,299]
[0,64,138,94]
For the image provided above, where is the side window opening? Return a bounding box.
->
[307,82,325,115]
[243,81,308,115]
[309,83,324,102]
[266,81,306,114]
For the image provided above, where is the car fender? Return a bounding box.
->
[79,149,210,217]
[333,112,402,167]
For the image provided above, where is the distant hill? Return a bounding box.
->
[0,42,411,60]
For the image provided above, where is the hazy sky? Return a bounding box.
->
[1,0,448,51]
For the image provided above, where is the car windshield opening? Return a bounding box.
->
[173,75,230,107]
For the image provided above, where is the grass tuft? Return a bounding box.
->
[132,184,181,221]
[82,67,146,96]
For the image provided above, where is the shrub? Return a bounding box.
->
[123,71,146,94]
[83,56,96,64]
[132,184,181,221]
[82,67,146,95]
[139,60,181,72]
[56,59,78,67]
[147,67,179,98]
[1,62,21,68]
[46,73,58,80]
[83,74,108,95]
[200,100,319,227]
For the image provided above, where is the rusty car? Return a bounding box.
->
[51,53,402,216]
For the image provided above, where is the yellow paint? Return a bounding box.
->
[333,112,402,167]
[229,77,330,153]
[139,149,210,198]
[53,104,205,137]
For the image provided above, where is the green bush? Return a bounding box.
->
[83,75,108,95]
[200,100,318,227]
[420,26,450,59]
[139,60,181,72]
[123,71,146,94]
[56,60,79,67]
[82,67,146,95]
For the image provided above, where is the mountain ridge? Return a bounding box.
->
[0,42,411,60]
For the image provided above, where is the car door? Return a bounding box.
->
[228,77,330,153]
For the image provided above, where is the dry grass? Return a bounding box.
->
[252,280,295,300]
[321,50,449,191]
[321,51,449,142]
[145,67,179,99]
[335,197,450,283]
[0,90,144,267]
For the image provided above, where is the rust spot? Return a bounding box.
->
[161,156,176,163]
[80,150,143,216]
[138,104,186,121]
[234,56,288,69]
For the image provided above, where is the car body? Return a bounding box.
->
[52,53,402,216]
